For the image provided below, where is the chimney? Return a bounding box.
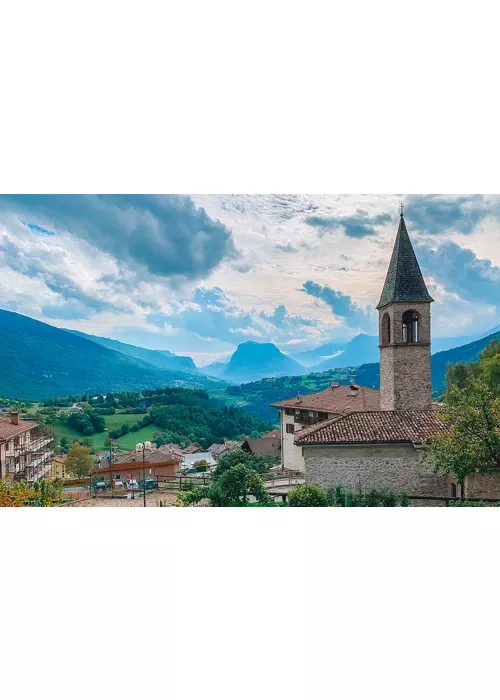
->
[10,411,19,426]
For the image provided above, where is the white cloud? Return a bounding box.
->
[0,194,499,362]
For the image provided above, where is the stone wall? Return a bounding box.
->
[465,473,500,500]
[303,443,450,500]
[379,302,432,411]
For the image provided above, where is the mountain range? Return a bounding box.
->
[204,341,305,383]
[1,306,499,402]
[0,310,223,400]
[67,330,198,373]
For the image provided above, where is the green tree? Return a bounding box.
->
[288,484,328,507]
[65,442,95,478]
[425,380,500,491]
[178,464,272,507]
[89,413,106,433]
[213,450,277,480]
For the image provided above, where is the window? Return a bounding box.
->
[381,313,391,345]
[285,408,294,416]
[115,475,121,480]
[318,412,328,421]
[402,310,420,343]
[451,483,457,499]
[286,424,295,434]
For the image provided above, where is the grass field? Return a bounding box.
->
[52,413,153,452]
[112,424,159,450]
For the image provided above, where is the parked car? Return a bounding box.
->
[94,481,108,492]
[114,480,125,488]
[139,477,156,491]
[127,479,139,490]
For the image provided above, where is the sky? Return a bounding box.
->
[0,193,499,366]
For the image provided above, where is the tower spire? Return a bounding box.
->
[376,207,434,310]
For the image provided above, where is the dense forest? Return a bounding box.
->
[34,387,273,449]
[210,368,363,422]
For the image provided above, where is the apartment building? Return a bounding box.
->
[0,411,54,482]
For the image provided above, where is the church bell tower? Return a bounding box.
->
[377,206,434,411]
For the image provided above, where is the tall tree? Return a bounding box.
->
[65,442,95,478]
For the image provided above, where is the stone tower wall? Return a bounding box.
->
[379,302,432,411]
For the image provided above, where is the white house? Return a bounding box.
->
[269,383,380,472]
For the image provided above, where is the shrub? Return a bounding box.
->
[288,484,328,507]
[325,485,410,507]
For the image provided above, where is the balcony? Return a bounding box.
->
[295,413,329,428]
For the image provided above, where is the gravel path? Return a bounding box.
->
[66,491,178,507]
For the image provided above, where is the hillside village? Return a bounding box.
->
[1,207,500,507]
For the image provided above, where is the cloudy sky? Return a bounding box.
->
[0,194,499,365]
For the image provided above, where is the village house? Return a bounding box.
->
[208,441,243,461]
[181,451,217,471]
[241,436,281,460]
[271,207,500,503]
[93,447,181,483]
[269,384,380,472]
[0,411,53,482]
[50,453,67,479]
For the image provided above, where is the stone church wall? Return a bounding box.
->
[465,473,500,500]
[303,443,450,500]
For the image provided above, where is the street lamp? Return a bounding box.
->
[136,441,152,507]
[104,428,114,499]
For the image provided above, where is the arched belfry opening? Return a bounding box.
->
[381,313,391,345]
[402,310,420,344]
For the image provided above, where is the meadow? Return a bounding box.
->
[51,412,154,452]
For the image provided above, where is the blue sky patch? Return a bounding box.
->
[23,221,56,236]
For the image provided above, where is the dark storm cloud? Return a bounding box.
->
[305,209,392,238]
[302,281,372,330]
[414,240,500,309]
[0,194,237,280]
[405,194,496,235]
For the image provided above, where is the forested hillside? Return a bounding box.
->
[0,309,223,399]
[209,369,360,422]
[25,387,272,452]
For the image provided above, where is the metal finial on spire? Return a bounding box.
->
[400,201,405,217]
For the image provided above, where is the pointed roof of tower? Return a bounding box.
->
[376,211,434,310]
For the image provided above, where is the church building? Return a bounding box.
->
[294,208,454,503]
[270,207,500,503]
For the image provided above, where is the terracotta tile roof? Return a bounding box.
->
[262,429,281,439]
[0,415,38,441]
[295,410,448,446]
[269,384,380,413]
[100,448,181,468]
[208,443,228,456]
[184,444,204,454]
[157,443,184,459]
[241,437,281,457]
